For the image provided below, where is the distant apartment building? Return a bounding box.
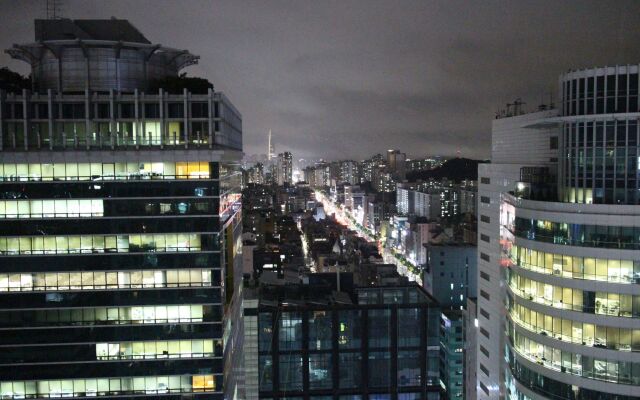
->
[396,184,441,220]
[387,149,407,181]
[424,243,477,400]
[276,152,293,186]
[459,181,477,216]
[440,310,465,400]
[360,154,385,184]
[339,160,359,185]
[424,244,477,309]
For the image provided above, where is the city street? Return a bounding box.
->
[315,191,422,285]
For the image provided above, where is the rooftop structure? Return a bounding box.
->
[6,18,198,93]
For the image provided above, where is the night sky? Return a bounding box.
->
[2,0,640,161]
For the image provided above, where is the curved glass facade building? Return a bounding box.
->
[0,19,242,400]
[477,65,640,400]
[559,66,640,204]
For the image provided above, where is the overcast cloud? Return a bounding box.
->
[2,0,640,160]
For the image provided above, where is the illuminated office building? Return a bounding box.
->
[0,19,242,399]
[477,65,640,400]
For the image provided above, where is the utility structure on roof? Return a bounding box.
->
[6,18,199,93]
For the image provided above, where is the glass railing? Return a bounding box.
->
[510,330,640,385]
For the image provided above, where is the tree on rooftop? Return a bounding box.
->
[147,73,213,94]
[0,67,31,93]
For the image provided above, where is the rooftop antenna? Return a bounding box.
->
[46,0,63,19]
[507,98,526,116]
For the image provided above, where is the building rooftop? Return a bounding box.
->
[35,18,150,43]
[246,270,436,309]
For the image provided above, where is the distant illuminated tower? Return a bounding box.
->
[267,130,275,161]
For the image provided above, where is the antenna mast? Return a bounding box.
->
[46,0,63,19]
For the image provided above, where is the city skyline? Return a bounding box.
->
[2,0,640,160]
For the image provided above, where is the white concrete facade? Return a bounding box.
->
[476,109,560,400]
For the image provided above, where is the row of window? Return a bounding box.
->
[256,394,427,400]
[562,120,640,204]
[0,199,103,219]
[2,100,215,120]
[2,121,223,151]
[0,375,216,399]
[508,357,639,400]
[509,244,640,284]
[260,351,430,392]
[511,328,640,385]
[0,199,216,219]
[562,72,639,116]
[514,217,640,250]
[96,339,217,360]
[260,308,426,352]
[0,180,216,200]
[510,302,640,352]
[0,305,210,327]
[0,162,211,182]
[0,269,212,292]
[508,271,640,317]
[0,233,203,255]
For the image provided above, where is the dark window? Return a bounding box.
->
[96,103,110,119]
[480,308,490,319]
[480,177,490,184]
[168,103,184,118]
[480,215,490,224]
[480,234,490,243]
[480,253,490,262]
[480,327,490,339]
[191,102,209,118]
[37,103,48,119]
[119,103,135,119]
[480,363,490,377]
[480,382,489,395]
[144,103,160,118]
[550,136,558,149]
[480,196,490,204]
[606,75,616,96]
[27,103,36,118]
[480,271,490,281]
[480,290,490,301]
[13,103,24,119]
[480,345,490,358]
[61,103,84,119]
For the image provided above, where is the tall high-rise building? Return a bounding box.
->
[339,160,359,185]
[276,152,292,186]
[360,153,384,184]
[0,19,242,400]
[477,65,640,400]
[387,149,407,181]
